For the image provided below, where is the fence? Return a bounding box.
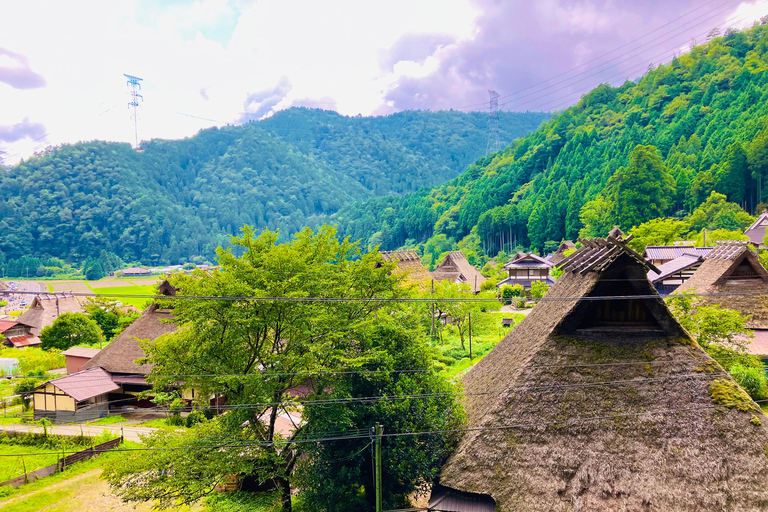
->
[0,436,122,488]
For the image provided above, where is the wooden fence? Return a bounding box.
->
[0,436,123,488]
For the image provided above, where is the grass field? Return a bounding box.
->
[0,443,62,482]
[85,284,157,308]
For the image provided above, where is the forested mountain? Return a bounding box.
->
[334,23,768,262]
[0,109,548,265]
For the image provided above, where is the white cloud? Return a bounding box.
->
[0,0,479,164]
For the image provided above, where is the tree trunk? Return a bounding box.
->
[276,476,292,512]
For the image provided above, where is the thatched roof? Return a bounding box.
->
[431,252,487,293]
[549,240,576,266]
[380,250,432,288]
[16,294,84,336]
[0,280,7,292]
[437,235,768,511]
[675,240,768,329]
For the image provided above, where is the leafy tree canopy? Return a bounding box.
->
[40,312,103,351]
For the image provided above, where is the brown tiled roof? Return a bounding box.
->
[0,320,18,333]
[42,368,120,402]
[6,335,40,347]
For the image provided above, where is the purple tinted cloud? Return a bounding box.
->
[383,0,727,112]
[0,48,46,89]
[239,77,292,122]
[0,118,46,143]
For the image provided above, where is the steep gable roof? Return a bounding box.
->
[41,368,120,402]
[380,250,432,287]
[16,294,84,336]
[745,210,768,246]
[437,236,768,511]
[431,252,487,293]
[503,252,553,270]
[676,240,768,328]
[646,252,703,283]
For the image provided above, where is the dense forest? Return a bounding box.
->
[0,109,548,266]
[333,23,768,262]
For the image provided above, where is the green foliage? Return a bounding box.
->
[83,297,135,340]
[687,191,754,231]
[39,312,103,351]
[628,218,690,252]
[0,347,64,374]
[0,109,547,264]
[729,363,768,401]
[295,325,464,512]
[500,284,525,302]
[428,281,500,349]
[530,280,549,299]
[13,378,37,410]
[333,24,768,257]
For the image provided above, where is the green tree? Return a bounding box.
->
[578,196,615,238]
[607,145,676,229]
[102,226,425,512]
[40,312,103,351]
[687,191,754,232]
[628,218,691,252]
[295,324,464,512]
[430,281,500,349]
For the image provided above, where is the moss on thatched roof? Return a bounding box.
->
[438,236,768,511]
[675,240,768,329]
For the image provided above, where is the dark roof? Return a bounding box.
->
[643,245,713,261]
[429,484,496,512]
[503,252,553,270]
[744,211,768,246]
[646,253,703,283]
[676,241,768,329]
[438,235,768,511]
[549,241,577,265]
[42,368,120,402]
[431,252,487,293]
[84,304,176,375]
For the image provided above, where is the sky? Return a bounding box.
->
[2,0,768,164]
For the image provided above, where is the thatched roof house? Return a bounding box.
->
[675,240,768,330]
[744,210,768,248]
[548,240,576,266]
[16,294,84,336]
[431,252,486,293]
[84,281,177,383]
[435,235,768,511]
[380,251,432,288]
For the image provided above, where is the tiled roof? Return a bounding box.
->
[745,211,768,245]
[7,335,40,347]
[647,253,703,283]
[642,246,712,261]
[503,253,553,270]
[744,329,768,357]
[44,367,120,402]
[0,320,18,333]
[61,347,101,358]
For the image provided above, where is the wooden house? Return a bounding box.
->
[496,252,554,289]
[431,251,486,293]
[646,251,704,294]
[16,294,84,336]
[433,234,768,511]
[744,210,768,249]
[0,319,40,348]
[642,245,712,267]
[33,368,120,422]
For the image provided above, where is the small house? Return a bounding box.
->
[744,210,768,249]
[122,267,151,277]
[646,251,704,294]
[61,347,101,374]
[496,252,554,289]
[16,294,84,336]
[642,245,712,267]
[431,251,486,293]
[0,319,40,348]
[33,368,120,422]
[433,234,768,510]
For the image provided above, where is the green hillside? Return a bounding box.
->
[334,24,768,260]
[0,108,548,266]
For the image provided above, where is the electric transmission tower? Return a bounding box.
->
[486,89,501,155]
[124,74,143,147]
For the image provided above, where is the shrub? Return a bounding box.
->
[186,410,206,428]
[729,363,768,401]
[530,281,549,299]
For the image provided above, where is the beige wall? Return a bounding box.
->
[33,383,76,412]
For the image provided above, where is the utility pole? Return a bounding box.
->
[469,312,473,360]
[430,279,435,339]
[486,89,501,155]
[374,423,383,512]
[124,74,144,148]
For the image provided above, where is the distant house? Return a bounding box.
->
[122,267,151,277]
[431,252,486,293]
[380,251,433,288]
[61,347,100,374]
[32,368,120,422]
[432,235,768,511]
[646,251,705,294]
[0,319,40,348]
[676,240,768,357]
[496,252,554,289]
[548,240,576,266]
[744,210,768,249]
[16,294,84,336]
[642,245,712,267]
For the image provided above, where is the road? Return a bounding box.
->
[1,280,42,316]
[0,422,158,443]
